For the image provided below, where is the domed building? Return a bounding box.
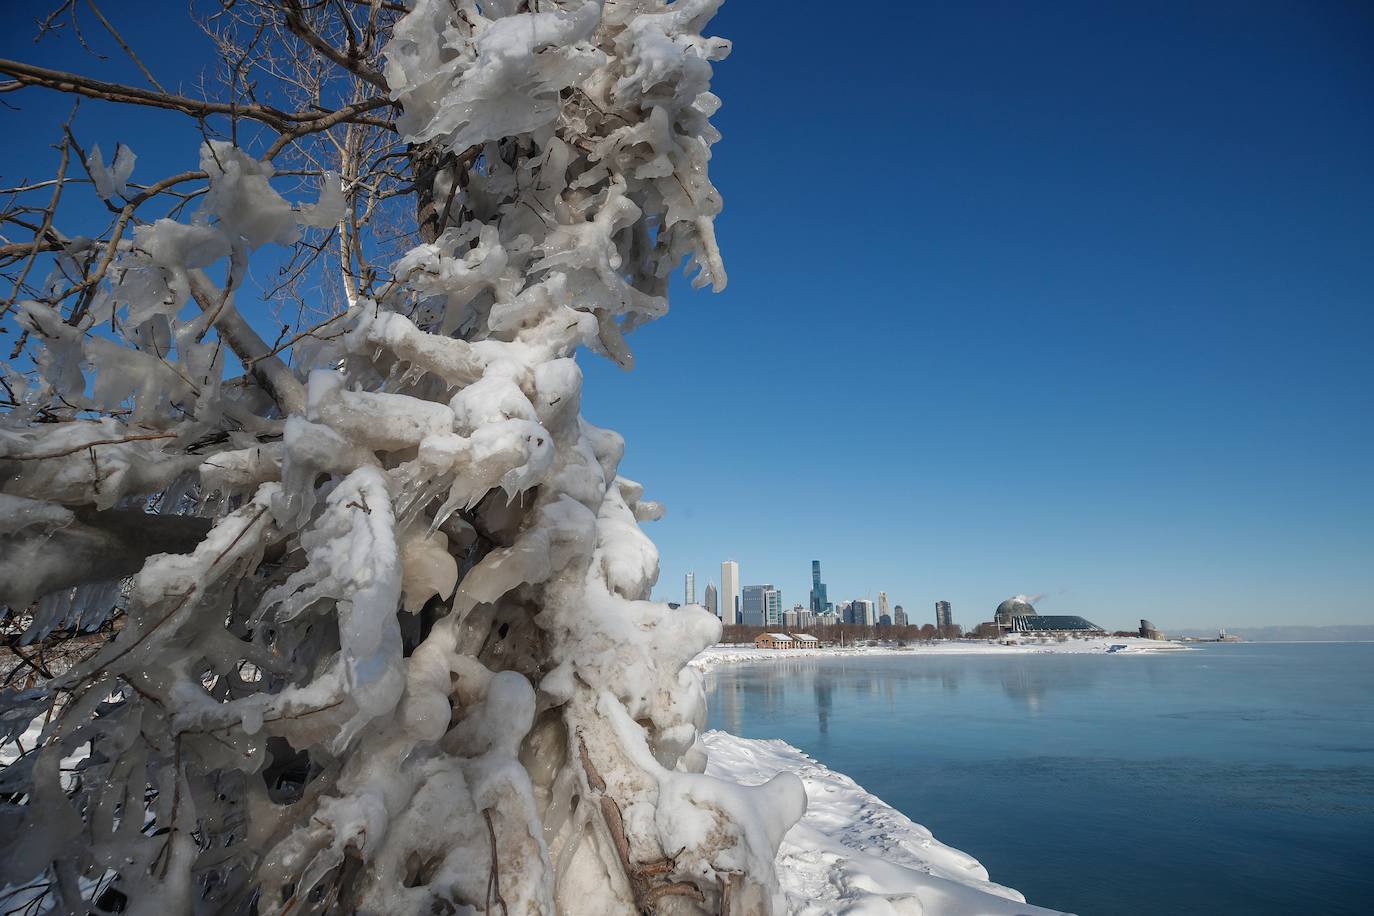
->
[992,595,1104,636]
[995,596,1038,628]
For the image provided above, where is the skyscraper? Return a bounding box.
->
[935,600,953,633]
[809,560,828,615]
[765,586,782,626]
[877,591,890,621]
[741,584,767,626]
[684,572,695,606]
[704,581,718,618]
[845,599,874,626]
[721,560,740,625]
[893,604,908,626]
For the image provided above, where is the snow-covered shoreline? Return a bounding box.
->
[692,636,1190,671]
[703,730,1068,915]
[694,637,1183,912]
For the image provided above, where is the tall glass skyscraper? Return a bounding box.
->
[809,560,828,614]
[741,585,767,626]
[684,572,695,606]
[739,585,783,626]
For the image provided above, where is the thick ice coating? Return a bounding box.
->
[0,2,801,914]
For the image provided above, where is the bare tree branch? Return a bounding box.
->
[190,272,308,416]
[81,0,167,93]
[0,130,70,318]
[0,57,393,135]
[278,0,388,91]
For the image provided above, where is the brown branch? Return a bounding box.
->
[483,808,509,916]
[0,237,64,260]
[278,0,389,91]
[641,881,706,908]
[7,643,55,681]
[262,96,396,160]
[578,731,703,912]
[1,131,70,318]
[0,57,392,136]
[337,0,411,13]
[50,167,205,323]
[180,271,307,416]
[0,57,295,129]
[245,310,348,366]
[577,733,608,792]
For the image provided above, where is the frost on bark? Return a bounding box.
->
[0,2,804,914]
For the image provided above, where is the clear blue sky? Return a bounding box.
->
[579,0,1374,630]
[3,2,1371,631]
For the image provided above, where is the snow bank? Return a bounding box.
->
[692,638,1189,671]
[702,731,1068,915]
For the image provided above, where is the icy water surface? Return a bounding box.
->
[704,642,1374,915]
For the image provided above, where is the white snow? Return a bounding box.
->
[693,637,1190,671]
[702,731,1068,916]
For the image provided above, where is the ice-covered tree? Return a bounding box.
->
[0,2,804,913]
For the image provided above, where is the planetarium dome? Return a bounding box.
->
[995,596,1037,626]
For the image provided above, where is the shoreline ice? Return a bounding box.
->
[694,638,1182,912]
[692,636,1189,671]
[702,730,1069,915]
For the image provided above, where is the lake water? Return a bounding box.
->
[704,643,1374,915]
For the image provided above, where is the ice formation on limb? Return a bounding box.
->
[0,1,804,913]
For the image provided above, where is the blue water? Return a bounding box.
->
[704,643,1374,915]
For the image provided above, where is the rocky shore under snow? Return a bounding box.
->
[702,731,1068,915]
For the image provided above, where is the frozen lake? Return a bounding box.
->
[704,642,1374,915]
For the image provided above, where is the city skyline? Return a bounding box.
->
[582,0,1373,632]
[654,546,1359,633]
[680,556,968,630]
[661,555,1204,633]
